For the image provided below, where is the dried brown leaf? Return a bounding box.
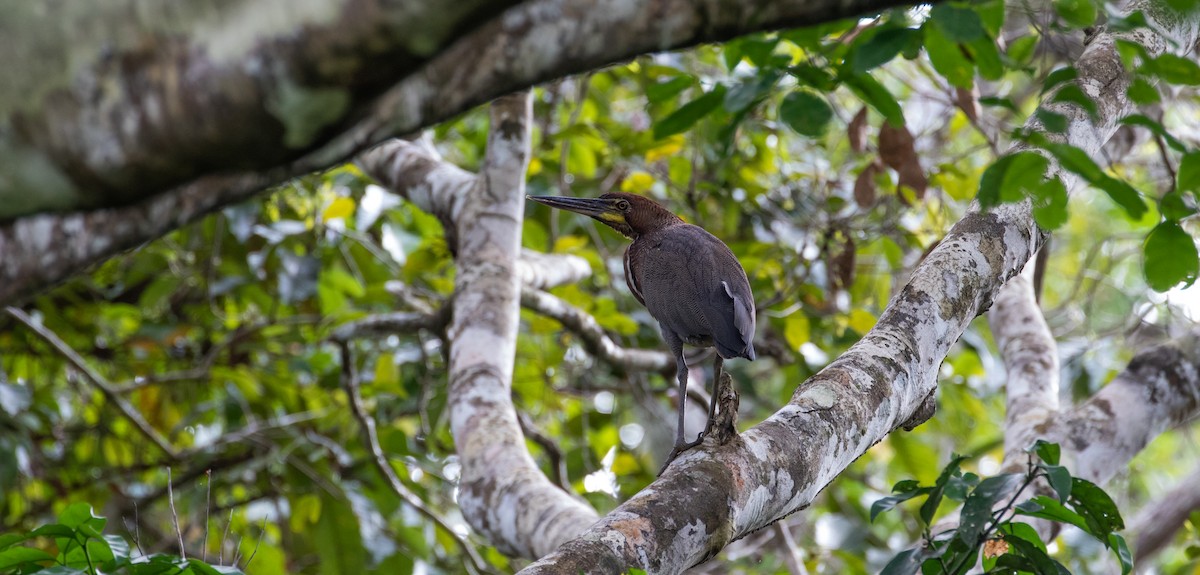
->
[848,107,869,153]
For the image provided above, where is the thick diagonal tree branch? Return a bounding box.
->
[2,0,925,307]
[519,4,1200,573]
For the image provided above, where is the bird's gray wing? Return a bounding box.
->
[639,226,756,360]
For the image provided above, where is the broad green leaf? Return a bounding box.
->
[853,28,922,73]
[879,548,923,575]
[646,76,696,104]
[784,313,810,349]
[1178,151,1200,196]
[0,547,55,570]
[1146,54,1200,85]
[1160,192,1195,221]
[652,85,726,139]
[958,473,1025,545]
[779,90,833,137]
[1007,36,1038,66]
[1041,67,1078,95]
[1054,0,1097,27]
[1108,533,1133,574]
[977,151,1049,208]
[1017,496,1092,533]
[1035,109,1069,133]
[1032,177,1069,229]
[920,454,969,525]
[0,534,25,551]
[1052,84,1098,118]
[1144,221,1198,291]
[1042,464,1073,502]
[870,488,931,522]
[58,503,105,532]
[1069,478,1126,535]
[1003,532,1068,575]
[723,70,780,113]
[1031,440,1061,465]
[1126,76,1161,104]
[842,72,905,126]
[924,23,974,88]
[967,36,1004,81]
[313,491,366,575]
[931,4,985,42]
[1001,522,1049,553]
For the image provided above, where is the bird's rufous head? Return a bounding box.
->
[526,192,681,239]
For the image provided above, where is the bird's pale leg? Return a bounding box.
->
[660,334,701,474]
[702,355,724,437]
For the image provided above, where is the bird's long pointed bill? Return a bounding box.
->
[525,195,611,217]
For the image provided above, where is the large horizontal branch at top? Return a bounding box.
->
[0,0,920,306]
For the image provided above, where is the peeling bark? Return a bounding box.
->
[519,3,1200,572]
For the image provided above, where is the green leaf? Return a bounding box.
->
[1032,440,1061,465]
[779,90,833,137]
[1006,36,1038,66]
[958,473,1025,545]
[1094,176,1148,220]
[1037,140,1148,218]
[1052,84,1098,118]
[1119,114,1186,152]
[1041,464,1073,502]
[977,151,1049,208]
[1144,221,1199,291]
[29,524,76,539]
[880,548,924,575]
[1003,532,1068,575]
[871,488,931,522]
[931,4,985,42]
[0,534,25,551]
[1032,175,1070,229]
[1160,192,1195,221]
[1108,533,1134,574]
[1054,0,1098,28]
[853,27,922,73]
[1146,53,1200,85]
[842,72,905,126]
[1035,109,1069,133]
[723,70,780,113]
[1041,67,1078,95]
[1127,76,1161,104]
[1001,522,1049,553]
[1178,151,1200,196]
[1017,496,1092,533]
[920,454,969,525]
[652,85,726,139]
[924,22,974,88]
[1069,478,1126,536]
[58,503,106,532]
[313,491,366,575]
[0,547,55,570]
[966,36,1004,81]
[790,64,839,91]
[645,76,696,104]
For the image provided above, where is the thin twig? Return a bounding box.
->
[243,517,267,568]
[337,343,493,575]
[221,509,233,565]
[167,467,187,560]
[517,412,572,493]
[6,307,179,459]
[203,470,212,562]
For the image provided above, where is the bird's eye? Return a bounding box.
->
[616,200,631,211]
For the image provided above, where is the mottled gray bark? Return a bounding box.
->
[0,0,917,306]
[519,2,1200,572]
[358,99,603,557]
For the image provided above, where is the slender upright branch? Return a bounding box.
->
[336,342,490,574]
[6,306,178,459]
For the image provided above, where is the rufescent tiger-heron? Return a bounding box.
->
[527,191,756,470]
